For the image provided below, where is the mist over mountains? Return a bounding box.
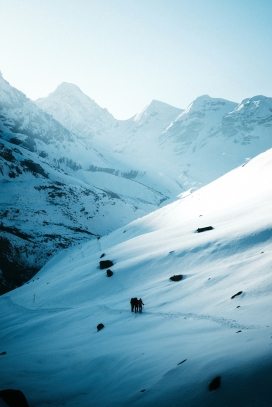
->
[1,71,272,293]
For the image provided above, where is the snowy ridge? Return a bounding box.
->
[0,148,272,406]
[159,94,272,185]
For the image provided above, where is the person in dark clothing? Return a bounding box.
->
[138,298,144,313]
[130,297,138,312]
[130,298,135,312]
[134,298,139,313]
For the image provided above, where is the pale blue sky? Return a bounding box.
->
[1,0,272,119]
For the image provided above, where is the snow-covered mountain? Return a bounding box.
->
[37,84,272,189]
[0,74,182,294]
[159,94,272,184]
[35,85,183,162]
[1,148,271,406]
[36,82,117,140]
[1,72,272,295]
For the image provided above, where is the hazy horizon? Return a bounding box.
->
[1,0,272,119]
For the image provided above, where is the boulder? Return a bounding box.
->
[106,269,113,277]
[231,291,242,299]
[97,323,104,332]
[209,376,221,391]
[170,275,183,282]
[100,260,114,269]
[197,226,213,233]
[0,389,29,407]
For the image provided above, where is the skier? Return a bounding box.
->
[138,298,144,313]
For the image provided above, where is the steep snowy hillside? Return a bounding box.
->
[1,137,160,294]
[36,82,117,140]
[160,94,272,184]
[0,149,272,407]
[0,74,182,294]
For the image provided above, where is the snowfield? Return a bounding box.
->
[1,149,272,406]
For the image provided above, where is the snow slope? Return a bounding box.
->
[1,149,272,406]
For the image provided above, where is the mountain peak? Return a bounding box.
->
[181,94,237,116]
[55,82,83,95]
[36,82,86,102]
[35,82,117,139]
[133,99,182,124]
[147,99,179,110]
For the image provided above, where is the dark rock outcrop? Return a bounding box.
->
[209,376,221,391]
[197,226,213,233]
[97,323,104,332]
[100,260,114,269]
[231,291,243,299]
[0,389,29,407]
[170,275,183,281]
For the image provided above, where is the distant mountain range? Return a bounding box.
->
[1,71,272,293]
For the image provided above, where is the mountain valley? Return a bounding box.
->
[1,72,272,293]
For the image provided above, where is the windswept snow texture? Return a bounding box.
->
[1,149,272,406]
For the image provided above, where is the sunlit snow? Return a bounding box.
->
[1,149,272,406]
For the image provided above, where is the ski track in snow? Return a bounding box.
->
[2,297,258,331]
[96,305,259,330]
[1,297,72,314]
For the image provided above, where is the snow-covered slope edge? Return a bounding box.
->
[1,149,271,407]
